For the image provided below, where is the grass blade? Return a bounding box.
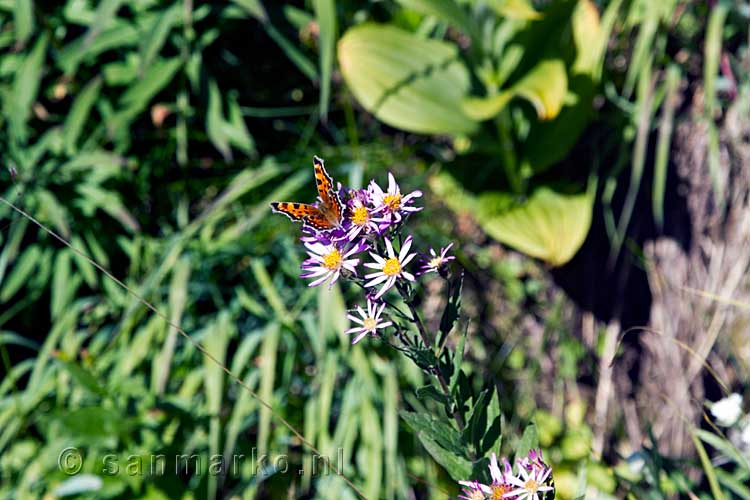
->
[313,0,336,121]
[691,430,726,500]
[652,65,680,230]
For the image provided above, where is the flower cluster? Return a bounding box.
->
[459,450,554,500]
[283,162,455,345]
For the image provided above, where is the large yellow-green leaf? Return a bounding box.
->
[485,0,542,20]
[463,59,567,121]
[523,0,605,172]
[395,0,475,35]
[338,24,478,135]
[430,173,593,266]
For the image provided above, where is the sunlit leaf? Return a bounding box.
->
[396,0,475,35]
[431,173,594,266]
[523,0,604,172]
[463,59,567,121]
[485,0,542,20]
[338,23,477,135]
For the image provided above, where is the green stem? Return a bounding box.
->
[396,282,465,432]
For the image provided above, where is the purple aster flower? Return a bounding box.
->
[503,450,554,500]
[458,481,487,500]
[458,453,514,499]
[369,172,422,225]
[342,189,380,241]
[418,242,455,275]
[363,235,417,299]
[300,240,365,288]
[345,299,393,344]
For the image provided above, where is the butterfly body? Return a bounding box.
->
[270,156,343,231]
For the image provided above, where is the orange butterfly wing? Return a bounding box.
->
[303,212,336,231]
[313,156,343,222]
[270,156,342,231]
[270,202,321,222]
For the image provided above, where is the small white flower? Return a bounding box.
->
[300,241,361,288]
[503,461,554,500]
[459,453,515,498]
[363,235,417,299]
[419,242,455,275]
[345,299,392,344]
[711,393,743,427]
[369,172,422,225]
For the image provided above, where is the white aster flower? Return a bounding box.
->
[345,189,380,240]
[369,172,422,225]
[711,393,743,427]
[300,241,361,288]
[345,299,392,344]
[363,235,417,299]
[502,459,554,500]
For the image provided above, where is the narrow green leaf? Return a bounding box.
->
[206,79,255,161]
[439,270,463,347]
[653,65,680,230]
[230,0,267,22]
[313,0,336,121]
[153,256,191,395]
[139,4,180,74]
[692,430,726,500]
[257,322,280,455]
[36,189,71,239]
[120,57,181,108]
[715,468,750,499]
[448,323,467,395]
[63,77,103,155]
[263,22,317,81]
[1,245,40,302]
[696,429,750,472]
[9,34,48,142]
[13,0,34,44]
[203,312,232,500]
[50,251,73,319]
[703,3,728,119]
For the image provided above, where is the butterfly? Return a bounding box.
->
[270,156,343,231]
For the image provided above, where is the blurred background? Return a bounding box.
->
[0,0,749,498]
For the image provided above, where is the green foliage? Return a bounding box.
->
[1,0,748,499]
[337,0,607,265]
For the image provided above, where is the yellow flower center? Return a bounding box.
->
[428,256,443,268]
[323,249,342,270]
[362,317,377,331]
[383,193,402,212]
[352,205,369,225]
[524,479,538,492]
[490,484,511,499]
[382,257,401,276]
[467,490,484,500]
